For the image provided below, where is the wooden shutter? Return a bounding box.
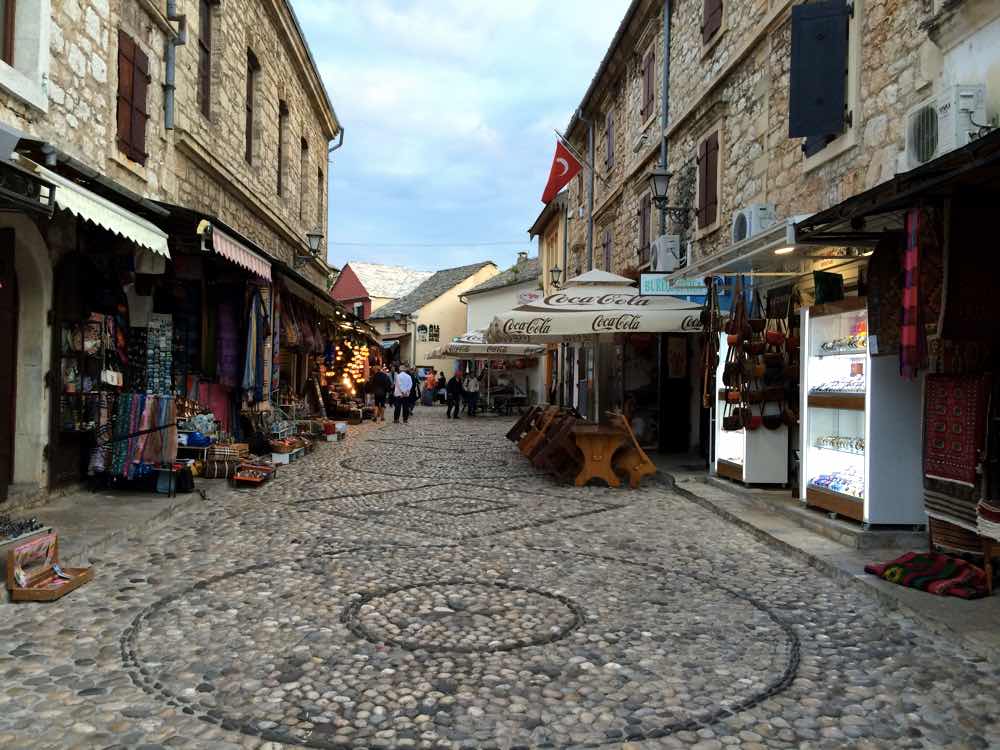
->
[788,0,849,139]
[605,110,614,170]
[245,53,256,164]
[703,0,723,43]
[696,138,709,229]
[116,30,135,160]
[198,0,212,117]
[131,46,149,165]
[704,132,719,227]
[639,196,650,261]
[603,228,612,270]
[641,52,654,118]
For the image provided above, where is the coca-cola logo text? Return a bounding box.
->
[545,292,649,307]
[503,317,552,335]
[681,315,702,331]
[592,313,641,332]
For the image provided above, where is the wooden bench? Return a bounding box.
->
[607,411,658,489]
[506,405,540,443]
[533,416,583,483]
[518,406,560,457]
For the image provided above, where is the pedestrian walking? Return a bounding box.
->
[435,371,447,404]
[463,370,481,417]
[393,366,413,424]
[369,367,392,422]
[446,371,465,419]
[409,368,421,417]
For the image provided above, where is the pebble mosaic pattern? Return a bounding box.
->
[1,405,999,750]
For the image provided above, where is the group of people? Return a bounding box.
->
[367,365,482,424]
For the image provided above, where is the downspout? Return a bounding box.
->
[561,203,570,406]
[658,0,671,237]
[164,0,188,130]
[328,130,345,155]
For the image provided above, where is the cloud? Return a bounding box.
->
[290,0,633,270]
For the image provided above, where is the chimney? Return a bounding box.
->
[516,251,528,265]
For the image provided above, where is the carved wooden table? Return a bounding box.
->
[571,424,627,488]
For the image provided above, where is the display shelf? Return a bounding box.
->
[808,393,866,410]
[717,459,743,481]
[800,300,924,526]
[0,526,54,552]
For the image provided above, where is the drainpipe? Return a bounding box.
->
[560,203,570,406]
[164,0,188,130]
[658,0,671,237]
[579,112,596,271]
[327,130,345,155]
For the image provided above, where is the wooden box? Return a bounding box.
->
[6,533,93,602]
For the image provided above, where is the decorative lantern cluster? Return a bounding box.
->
[326,341,370,398]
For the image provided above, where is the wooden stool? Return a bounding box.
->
[607,411,658,489]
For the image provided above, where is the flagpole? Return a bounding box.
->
[554,129,610,186]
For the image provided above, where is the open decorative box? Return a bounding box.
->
[6,533,93,602]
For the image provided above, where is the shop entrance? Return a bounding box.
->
[0,235,17,500]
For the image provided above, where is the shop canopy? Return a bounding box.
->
[428,331,545,359]
[30,160,170,257]
[198,220,271,281]
[486,270,703,343]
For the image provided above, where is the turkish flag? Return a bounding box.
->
[541,140,582,204]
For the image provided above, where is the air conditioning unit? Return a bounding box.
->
[905,84,986,170]
[651,234,680,272]
[731,203,777,244]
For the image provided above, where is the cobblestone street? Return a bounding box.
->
[2,408,999,750]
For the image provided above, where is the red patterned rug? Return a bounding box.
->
[865,552,988,599]
[924,374,991,486]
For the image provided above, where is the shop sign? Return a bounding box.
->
[640,274,708,297]
[517,290,543,305]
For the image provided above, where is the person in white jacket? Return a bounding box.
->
[393,365,414,424]
[463,371,481,417]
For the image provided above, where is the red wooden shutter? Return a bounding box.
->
[697,139,709,229]
[116,30,135,159]
[703,0,723,43]
[705,131,719,227]
[131,45,150,165]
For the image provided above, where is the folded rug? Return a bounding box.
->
[865,551,988,599]
[977,500,1000,542]
[923,373,991,486]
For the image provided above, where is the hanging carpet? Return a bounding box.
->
[923,373,991,486]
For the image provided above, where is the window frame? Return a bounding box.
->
[417,324,428,343]
[604,109,615,171]
[197,0,213,119]
[353,302,364,319]
[702,0,724,47]
[299,138,309,221]
[316,166,324,229]
[428,324,440,343]
[639,50,655,122]
[638,194,652,266]
[602,226,613,271]
[277,100,289,196]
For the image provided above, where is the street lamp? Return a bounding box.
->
[549,264,563,289]
[295,229,324,268]
[647,167,691,226]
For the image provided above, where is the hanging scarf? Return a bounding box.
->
[901,208,925,379]
[243,289,260,398]
[217,300,240,388]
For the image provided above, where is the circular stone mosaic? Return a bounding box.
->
[340,452,541,480]
[345,580,584,653]
[123,544,798,749]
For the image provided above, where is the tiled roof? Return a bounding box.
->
[370,261,496,317]
[464,257,541,297]
[349,262,434,300]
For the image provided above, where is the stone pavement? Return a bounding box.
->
[1,405,999,750]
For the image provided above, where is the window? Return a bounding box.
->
[0,0,14,66]
[703,0,723,44]
[353,302,364,319]
[299,138,309,220]
[788,1,851,158]
[417,324,428,342]
[602,227,612,270]
[245,50,260,164]
[604,110,614,170]
[116,30,150,165]
[384,321,390,333]
[428,325,440,342]
[640,51,654,120]
[638,196,651,264]
[197,0,212,117]
[576,173,584,206]
[697,130,720,230]
[277,100,288,195]
[316,167,324,227]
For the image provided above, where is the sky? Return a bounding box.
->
[289,0,633,273]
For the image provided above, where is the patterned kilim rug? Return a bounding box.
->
[924,373,991,486]
[865,551,988,599]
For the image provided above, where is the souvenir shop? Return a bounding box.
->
[794,128,1000,588]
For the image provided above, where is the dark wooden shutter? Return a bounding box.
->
[704,131,719,227]
[788,0,849,139]
[245,52,256,164]
[639,196,651,262]
[603,228,612,270]
[703,0,723,43]
[116,30,135,159]
[198,0,212,117]
[131,45,149,165]
[641,52,654,118]
[696,139,709,229]
[605,110,614,170]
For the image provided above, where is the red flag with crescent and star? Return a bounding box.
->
[541,140,582,204]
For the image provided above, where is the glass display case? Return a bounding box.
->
[713,333,789,485]
[799,299,924,526]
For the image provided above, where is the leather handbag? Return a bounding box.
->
[782,406,799,427]
[764,366,784,386]
[763,413,784,430]
[747,341,765,355]
[749,290,766,333]
[765,330,786,347]
[764,352,784,368]
[744,389,764,404]
[763,386,784,403]
[723,362,741,388]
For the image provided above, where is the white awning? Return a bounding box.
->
[428,331,545,359]
[199,221,271,281]
[31,162,170,257]
[486,284,703,343]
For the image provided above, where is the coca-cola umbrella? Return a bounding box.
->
[427,331,546,359]
[485,270,703,344]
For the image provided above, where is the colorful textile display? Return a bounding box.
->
[924,373,991,486]
[146,313,173,395]
[108,394,177,479]
[271,286,281,398]
[217,300,240,388]
[864,551,988,599]
[866,234,903,357]
[924,487,979,529]
[977,500,1000,542]
[900,208,924,379]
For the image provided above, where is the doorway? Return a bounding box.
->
[0,232,17,500]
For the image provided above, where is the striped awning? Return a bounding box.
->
[201,222,271,280]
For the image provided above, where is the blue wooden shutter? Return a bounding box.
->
[788,1,849,139]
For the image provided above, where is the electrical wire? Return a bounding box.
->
[329,240,528,248]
